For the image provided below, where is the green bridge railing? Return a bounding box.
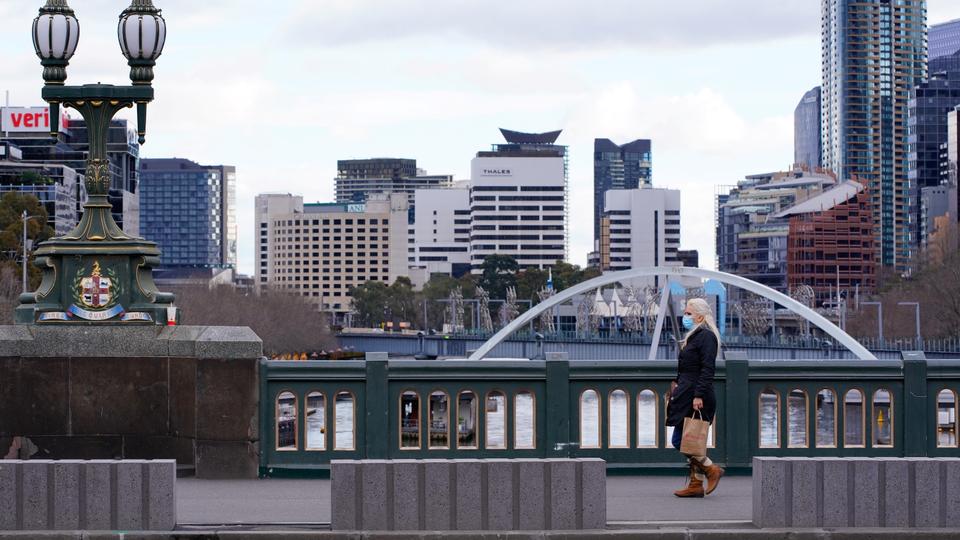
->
[258,352,960,476]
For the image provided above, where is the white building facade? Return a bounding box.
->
[408,184,472,284]
[601,188,681,283]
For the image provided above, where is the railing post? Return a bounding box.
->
[258,357,268,476]
[723,352,750,468]
[545,352,571,457]
[901,351,928,457]
[365,352,389,459]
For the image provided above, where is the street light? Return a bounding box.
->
[862,301,883,343]
[17,0,176,325]
[897,302,922,348]
[21,210,44,294]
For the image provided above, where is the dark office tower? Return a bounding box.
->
[908,50,960,249]
[930,18,960,61]
[794,87,822,170]
[593,138,652,244]
[139,158,237,269]
[821,0,927,273]
[334,158,452,214]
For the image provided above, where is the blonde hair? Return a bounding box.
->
[680,298,721,350]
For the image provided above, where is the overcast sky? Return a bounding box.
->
[2,0,960,275]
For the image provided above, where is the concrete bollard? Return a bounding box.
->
[0,459,176,531]
[331,458,606,531]
[753,457,960,529]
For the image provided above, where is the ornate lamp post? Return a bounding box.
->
[16,0,176,324]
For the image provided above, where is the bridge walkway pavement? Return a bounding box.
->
[176,475,753,526]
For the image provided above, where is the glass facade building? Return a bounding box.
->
[794,87,822,170]
[0,142,82,235]
[593,138,652,245]
[140,158,237,268]
[930,18,960,61]
[821,0,927,272]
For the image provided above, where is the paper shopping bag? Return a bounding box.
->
[680,411,709,456]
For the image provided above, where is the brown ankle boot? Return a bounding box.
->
[701,463,724,495]
[673,464,704,498]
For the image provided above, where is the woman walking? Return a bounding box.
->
[667,298,724,497]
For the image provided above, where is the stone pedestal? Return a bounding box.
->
[0,325,262,479]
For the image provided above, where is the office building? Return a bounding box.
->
[593,138,652,244]
[716,168,837,292]
[255,192,409,324]
[920,184,952,253]
[335,158,452,217]
[930,18,960,61]
[908,51,960,251]
[794,87,822,170]
[408,184,471,284]
[1,106,140,235]
[598,188,681,286]
[821,0,927,272]
[469,129,567,271]
[140,158,237,269]
[781,181,878,304]
[0,141,82,235]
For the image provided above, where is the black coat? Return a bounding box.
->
[665,327,718,426]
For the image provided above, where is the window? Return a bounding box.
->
[816,389,837,448]
[400,391,420,449]
[787,389,808,448]
[429,391,450,449]
[759,389,780,448]
[937,389,957,448]
[305,391,326,451]
[844,389,865,448]
[335,391,355,450]
[485,391,507,449]
[457,391,478,449]
[609,390,629,448]
[276,391,297,451]
[514,391,535,449]
[636,390,657,448]
[872,389,893,448]
[580,389,601,449]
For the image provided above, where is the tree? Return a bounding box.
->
[478,255,518,300]
[387,277,416,327]
[0,192,54,295]
[349,281,391,327]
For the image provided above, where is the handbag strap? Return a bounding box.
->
[692,409,703,420]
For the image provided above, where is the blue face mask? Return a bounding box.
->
[682,315,695,330]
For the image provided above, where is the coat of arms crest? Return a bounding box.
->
[79,261,112,308]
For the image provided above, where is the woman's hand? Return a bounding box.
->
[693,397,703,411]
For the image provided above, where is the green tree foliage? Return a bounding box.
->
[0,192,54,296]
[478,254,518,300]
[349,280,391,327]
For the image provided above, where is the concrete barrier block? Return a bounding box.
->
[115,461,144,530]
[485,459,514,530]
[21,461,50,530]
[392,460,421,531]
[790,459,819,528]
[548,459,577,530]
[51,461,80,530]
[881,459,910,528]
[752,457,789,528]
[422,460,452,530]
[913,459,942,528]
[945,459,960,528]
[454,460,482,531]
[360,460,389,531]
[0,462,17,529]
[580,458,606,530]
[331,460,358,530]
[821,459,851,528]
[853,459,881,527]
[516,460,545,530]
[83,461,113,530]
[146,460,176,530]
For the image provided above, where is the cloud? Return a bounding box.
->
[286,0,818,50]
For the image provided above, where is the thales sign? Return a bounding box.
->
[1,107,70,134]
[481,168,512,177]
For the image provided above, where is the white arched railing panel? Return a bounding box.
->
[467,266,877,361]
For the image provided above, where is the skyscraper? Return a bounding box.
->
[821,0,927,272]
[929,18,960,61]
[334,158,452,218]
[139,158,237,269]
[593,138,652,245]
[794,87,822,170]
